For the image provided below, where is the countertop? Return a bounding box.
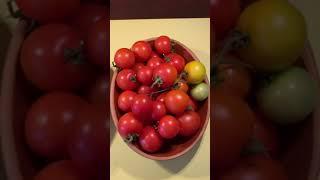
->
[110,18,211,180]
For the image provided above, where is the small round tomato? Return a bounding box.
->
[117,90,137,112]
[190,82,209,101]
[178,111,201,137]
[156,92,167,103]
[152,101,167,121]
[184,61,206,84]
[116,69,138,91]
[25,92,86,159]
[147,57,163,70]
[16,0,80,23]
[154,36,171,55]
[133,62,145,72]
[137,66,153,85]
[68,104,108,179]
[118,112,143,139]
[138,85,154,95]
[165,53,186,73]
[158,115,180,139]
[150,51,160,58]
[165,90,190,115]
[34,160,83,180]
[139,126,163,153]
[131,41,152,62]
[152,63,178,88]
[176,81,189,93]
[114,48,135,69]
[20,24,93,91]
[131,94,153,123]
[86,74,108,105]
[86,19,107,66]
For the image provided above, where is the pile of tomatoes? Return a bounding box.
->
[213,0,318,179]
[114,35,209,153]
[14,0,108,179]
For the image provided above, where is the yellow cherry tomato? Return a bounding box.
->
[184,61,206,84]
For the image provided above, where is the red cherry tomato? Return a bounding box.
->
[165,53,186,73]
[131,41,152,62]
[34,160,83,180]
[118,112,144,139]
[117,90,137,112]
[86,19,107,66]
[137,85,154,95]
[154,36,172,55]
[131,94,153,123]
[139,126,163,153]
[178,111,201,137]
[20,24,93,91]
[86,74,108,105]
[152,63,178,88]
[25,92,86,159]
[16,0,80,23]
[152,101,167,121]
[133,62,145,72]
[137,66,153,85]
[165,90,190,115]
[186,98,198,111]
[158,115,180,139]
[156,92,167,103]
[70,3,107,36]
[114,48,135,69]
[68,104,108,179]
[116,69,138,91]
[150,51,160,58]
[176,81,189,93]
[147,57,163,70]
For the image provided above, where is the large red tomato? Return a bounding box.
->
[152,63,178,88]
[139,126,163,153]
[165,90,190,115]
[25,92,86,159]
[131,94,153,123]
[118,112,144,139]
[20,24,93,91]
[178,111,201,137]
[116,69,139,91]
[131,41,152,62]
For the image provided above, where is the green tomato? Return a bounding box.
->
[257,67,318,124]
[191,83,209,101]
[237,0,307,72]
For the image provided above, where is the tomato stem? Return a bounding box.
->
[151,76,163,88]
[124,134,139,143]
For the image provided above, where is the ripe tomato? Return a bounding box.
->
[220,155,288,180]
[216,55,252,98]
[131,94,153,123]
[158,115,180,139]
[132,63,144,72]
[118,112,144,139]
[150,51,160,58]
[154,36,172,55]
[117,90,137,112]
[156,92,167,103]
[68,104,108,179]
[165,90,190,115]
[25,92,86,159]
[152,101,167,121]
[86,74,108,105]
[114,48,135,69]
[86,19,107,66]
[116,69,138,91]
[184,61,206,84]
[147,57,163,70]
[176,81,189,93]
[16,0,80,23]
[20,24,93,91]
[213,90,255,170]
[139,126,163,153]
[237,0,307,71]
[138,85,154,95]
[211,0,241,40]
[137,66,153,85]
[165,53,186,73]
[34,160,83,180]
[131,41,152,62]
[178,111,201,137]
[152,63,178,88]
[186,98,198,111]
[70,3,107,36]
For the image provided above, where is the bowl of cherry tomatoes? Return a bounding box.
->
[213,0,320,179]
[110,36,210,160]
[1,0,109,179]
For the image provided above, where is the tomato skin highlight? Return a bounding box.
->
[166,53,186,73]
[147,57,163,70]
[139,126,163,153]
[133,62,145,72]
[178,111,201,137]
[137,85,154,95]
[116,69,139,91]
[118,112,144,138]
[137,66,154,85]
[153,63,178,88]
[117,90,137,112]
[155,35,172,55]
[131,41,152,62]
[152,101,167,121]
[131,94,153,123]
[114,48,136,69]
[158,115,180,139]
